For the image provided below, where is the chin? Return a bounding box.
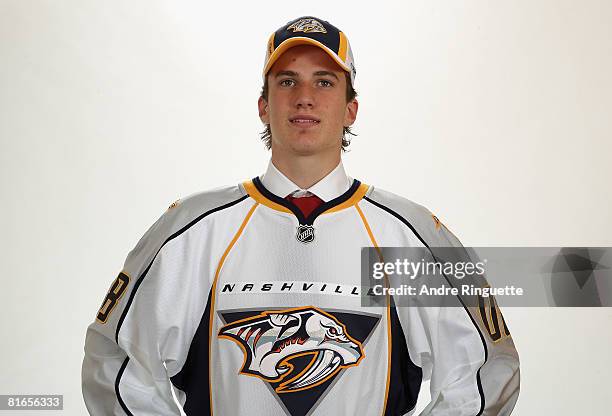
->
[281,132,321,150]
[272,130,339,156]
[288,141,323,156]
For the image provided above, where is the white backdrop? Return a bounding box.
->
[1,1,611,414]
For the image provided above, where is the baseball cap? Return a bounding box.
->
[263,16,356,87]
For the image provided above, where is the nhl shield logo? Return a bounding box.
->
[296,225,315,243]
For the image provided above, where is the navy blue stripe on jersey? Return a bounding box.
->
[308,179,361,222]
[170,290,213,415]
[115,357,133,416]
[115,194,249,343]
[363,196,488,416]
[385,297,422,416]
[114,194,249,415]
[252,176,361,225]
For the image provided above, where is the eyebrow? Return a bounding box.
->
[274,70,339,80]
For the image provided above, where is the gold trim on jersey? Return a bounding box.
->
[243,180,293,214]
[355,203,382,259]
[209,201,259,414]
[354,204,393,414]
[324,183,369,214]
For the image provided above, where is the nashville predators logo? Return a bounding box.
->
[218,306,364,393]
[287,18,327,34]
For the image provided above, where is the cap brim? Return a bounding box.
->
[263,37,351,77]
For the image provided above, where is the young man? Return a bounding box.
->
[82,16,520,416]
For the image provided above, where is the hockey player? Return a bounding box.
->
[82,16,520,415]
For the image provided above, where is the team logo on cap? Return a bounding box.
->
[296,224,315,243]
[287,18,327,34]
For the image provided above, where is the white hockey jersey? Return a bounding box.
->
[82,178,520,416]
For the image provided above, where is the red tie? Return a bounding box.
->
[285,193,324,218]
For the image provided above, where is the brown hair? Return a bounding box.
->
[259,72,358,151]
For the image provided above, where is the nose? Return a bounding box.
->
[294,85,315,109]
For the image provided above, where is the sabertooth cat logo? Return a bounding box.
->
[287,18,327,34]
[218,307,363,393]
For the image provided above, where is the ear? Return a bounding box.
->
[258,96,270,124]
[344,98,358,127]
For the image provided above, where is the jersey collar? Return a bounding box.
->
[247,176,366,225]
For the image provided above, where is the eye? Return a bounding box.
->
[318,80,333,87]
[329,327,337,335]
[280,79,295,87]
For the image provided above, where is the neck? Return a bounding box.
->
[271,151,341,189]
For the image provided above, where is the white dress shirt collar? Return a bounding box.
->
[259,159,353,202]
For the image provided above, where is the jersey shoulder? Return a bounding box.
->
[164,184,247,227]
[364,185,462,248]
[126,184,247,263]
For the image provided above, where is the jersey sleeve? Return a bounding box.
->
[81,205,207,415]
[399,216,520,415]
[399,299,519,416]
[364,188,520,415]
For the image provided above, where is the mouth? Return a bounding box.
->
[289,116,320,126]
